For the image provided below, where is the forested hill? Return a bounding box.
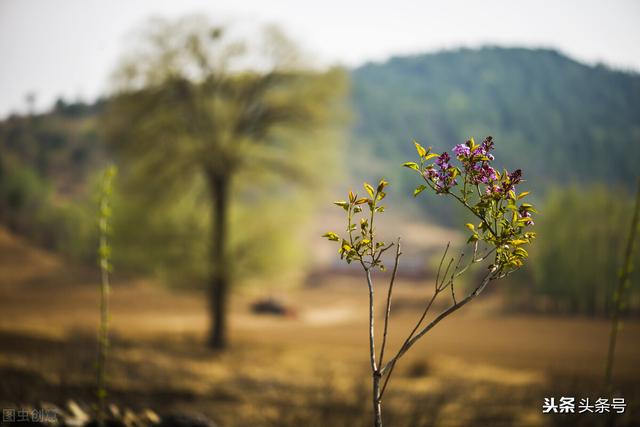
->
[350,47,640,193]
[2,47,640,201]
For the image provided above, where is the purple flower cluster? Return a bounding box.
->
[418,136,532,228]
[424,152,458,193]
[454,137,497,185]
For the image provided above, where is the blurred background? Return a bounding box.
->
[0,1,639,426]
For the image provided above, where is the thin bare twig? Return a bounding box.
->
[435,242,450,292]
[381,265,499,377]
[379,239,402,368]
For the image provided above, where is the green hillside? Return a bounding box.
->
[350,47,640,195]
[2,47,640,226]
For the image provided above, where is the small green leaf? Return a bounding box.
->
[465,223,475,232]
[414,185,427,197]
[334,201,349,210]
[403,162,420,171]
[424,153,439,161]
[322,232,340,241]
[414,140,427,157]
[364,182,375,198]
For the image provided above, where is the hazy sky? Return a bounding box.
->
[1,0,639,116]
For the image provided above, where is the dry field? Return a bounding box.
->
[0,228,639,426]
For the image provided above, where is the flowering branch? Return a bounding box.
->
[323,137,536,427]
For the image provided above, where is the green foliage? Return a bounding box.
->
[528,186,640,315]
[103,16,348,290]
[0,156,98,261]
[0,105,105,190]
[323,178,391,269]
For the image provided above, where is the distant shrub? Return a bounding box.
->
[0,156,98,262]
[529,185,640,316]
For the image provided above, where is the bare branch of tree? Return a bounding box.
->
[381,265,499,377]
[379,238,402,368]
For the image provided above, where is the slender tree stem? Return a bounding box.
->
[97,232,109,427]
[365,269,378,373]
[372,372,382,427]
[379,239,401,367]
[365,268,382,426]
[96,167,116,427]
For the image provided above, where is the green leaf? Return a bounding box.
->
[414,185,427,197]
[322,232,340,241]
[414,140,427,157]
[334,201,349,210]
[364,182,375,198]
[465,223,475,232]
[424,153,439,161]
[403,162,420,171]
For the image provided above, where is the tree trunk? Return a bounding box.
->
[207,173,230,349]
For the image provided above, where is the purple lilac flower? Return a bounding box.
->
[481,136,494,153]
[453,144,470,158]
[423,168,437,180]
[436,152,450,168]
[479,164,497,183]
[426,152,458,193]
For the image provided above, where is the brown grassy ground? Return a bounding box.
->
[0,227,639,427]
